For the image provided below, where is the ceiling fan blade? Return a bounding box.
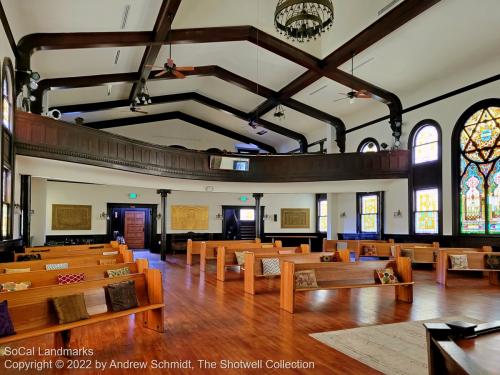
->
[176,66,195,72]
[333,97,348,102]
[146,65,165,69]
[154,70,168,77]
[172,70,186,79]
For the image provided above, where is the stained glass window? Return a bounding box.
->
[358,139,379,153]
[415,188,439,234]
[459,106,500,234]
[359,193,380,233]
[414,125,438,163]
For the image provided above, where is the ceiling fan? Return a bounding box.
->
[334,53,373,104]
[146,40,194,79]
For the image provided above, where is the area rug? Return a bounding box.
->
[310,316,482,375]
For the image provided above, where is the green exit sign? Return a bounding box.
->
[239,196,249,202]
[129,193,138,199]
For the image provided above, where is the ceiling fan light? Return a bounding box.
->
[349,97,355,105]
[135,97,140,104]
[28,80,38,90]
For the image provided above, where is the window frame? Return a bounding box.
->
[413,188,440,235]
[356,192,383,236]
[316,193,327,233]
[408,120,443,236]
[452,99,500,236]
[357,137,380,153]
[0,57,15,240]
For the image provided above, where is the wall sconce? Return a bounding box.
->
[339,212,346,218]
[99,211,109,220]
[263,213,278,222]
[393,209,403,218]
[14,203,21,215]
[215,213,223,220]
[156,213,162,220]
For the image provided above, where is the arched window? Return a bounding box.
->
[409,120,442,235]
[357,138,379,153]
[0,57,15,239]
[454,99,500,234]
[413,125,438,164]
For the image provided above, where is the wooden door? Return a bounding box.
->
[124,211,145,249]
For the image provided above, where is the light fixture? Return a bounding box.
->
[156,213,162,220]
[339,212,346,218]
[381,142,388,151]
[273,104,286,119]
[99,211,109,220]
[393,209,403,218]
[274,0,334,43]
[215,213,223,220]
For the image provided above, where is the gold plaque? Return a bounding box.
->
[281,208,310,229]
[171,205,209,230]
[52,204,92,230]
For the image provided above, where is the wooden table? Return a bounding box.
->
[266,235,318,247]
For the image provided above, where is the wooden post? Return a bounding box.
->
[244,252,255,294]
[280,261,295,313]
[122,249,134,263]
[396,256,413,303]
[253,193,263,240]
[186,239,193,265]
[144,268,165,332]
[200,242,207,272]
[424,323,452,375]
[20,175,31,247]
[136,258,149,273]
[157,189,171,261]
[216,246,226,282]
[300,244,310,254]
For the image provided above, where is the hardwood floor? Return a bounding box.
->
[2,251,500,374]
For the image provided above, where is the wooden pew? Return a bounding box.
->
[436,246,492,285]
[244,250,350,295]
[280,257,413,313]
[437,249,499,286]
[0,250,134,273]
[186,238,261,265]
[0,259,148,288]
[200,241,271,272]
[14,246,128,261]
[394,242,440,265]
[0,270,164,349]
[25,242,118,254]
[323,239,394,260]
[216,245,309,282]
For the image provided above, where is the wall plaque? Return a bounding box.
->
[171,205,209,230]
[52,204,92,230]
[281,208,310,229]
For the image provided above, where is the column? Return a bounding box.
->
[157,189,171,261]
[253,193,263,240]
[327,193,338,240]
[20,175,31,247]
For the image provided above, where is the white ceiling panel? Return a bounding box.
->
[154,42,307,91]
[48,84,133,108]
[260,106,325,135]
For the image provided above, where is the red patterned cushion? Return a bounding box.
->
[57,273,86,285]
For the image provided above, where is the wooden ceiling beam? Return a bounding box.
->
[85,110,277,154]
[129,0,182,103]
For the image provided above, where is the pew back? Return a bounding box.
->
[200,241,266,271]
[186,238,261,265]
[25,242,116,253]
[436,246,493,284]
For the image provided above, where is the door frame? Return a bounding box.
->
[107,203,157,249]
[221,205,265,239]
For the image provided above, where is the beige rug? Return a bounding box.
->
[310,316,482,375]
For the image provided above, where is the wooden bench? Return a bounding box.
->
[280,257,413,313]
[0,270,164,349]
[244,250,350,295]
[438,250,499,286]
[24,242,118,254]
[216,245,309,282]
[0,259,148,288]
[0,250,134,273]
[200,241,271,272]
[323,239,394,260]
[395,242,440,264]
[186,238,261,265]
[15,245,128,261]
[436,247,493,284]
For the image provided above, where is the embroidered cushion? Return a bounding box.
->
[234,252,246,266]
[99,258,116,265]
[262,258,281,276]
[336,242,348,250]
[107,267,131,278]
[1,281,31,292]
[103,251,118,256]
[278,250,295,255]
[295,270,318,289]
[57,273,85,285]
[486,254,500,270]
[376,268,399,284]
[45,263,69,271]
[84,289,108,316]
[16,254,41,261]
[4,268,31,274]
[106,280,139,312]
[450,254,468,270]
[0,300,15,337]
[52,293,90,324]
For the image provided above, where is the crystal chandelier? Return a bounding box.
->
[274,0,334,43]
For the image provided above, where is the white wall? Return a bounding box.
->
[34,180,317,243]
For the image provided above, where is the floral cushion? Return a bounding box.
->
[450,254,468,270]
[107,267,131,278]
[262,258,281,276]
[1,281,31,292]
[295,270,318,288]
[45,263,69,271]
[376,268,399,284]
[57,273,86,285]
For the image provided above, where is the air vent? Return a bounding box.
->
[353,57,375,71]
[114,50,121,64]
[309,84,328,96]
[121,5,131,29]
[378,0,400,16]
[256,130,268,135]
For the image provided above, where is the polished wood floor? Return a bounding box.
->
[2,251,500,375]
